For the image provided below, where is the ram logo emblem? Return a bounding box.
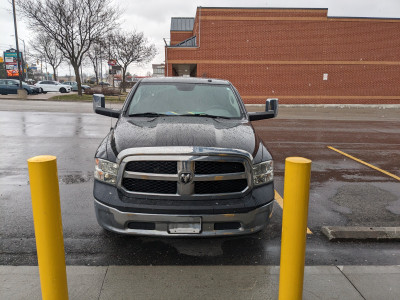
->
[179,172,193,184]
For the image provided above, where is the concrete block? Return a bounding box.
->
[322,226,400,241]
[17,89,28,99]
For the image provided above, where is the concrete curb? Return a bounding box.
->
[321,226,400,241]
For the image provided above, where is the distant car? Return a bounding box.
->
[0,79,40,95]
[98,81,110,86]
[63,81,90,91]
[34,81,72,93]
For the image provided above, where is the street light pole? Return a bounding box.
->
[21,39,28,81]
[11,0,23,89]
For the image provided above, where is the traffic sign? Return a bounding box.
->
[108,59,117,66]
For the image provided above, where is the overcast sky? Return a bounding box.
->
[1,0,399,77]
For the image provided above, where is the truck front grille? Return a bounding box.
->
[125,161,177,174]
[118,150,252,198]
[122,178,177,194]
[194,161,245,174]
[194,179,248,194]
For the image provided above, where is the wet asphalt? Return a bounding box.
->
[0,101,399,266]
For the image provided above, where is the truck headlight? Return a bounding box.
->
[94,158,118,185]
[252,160,273,186]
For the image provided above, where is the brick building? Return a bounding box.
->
[165,7,400,104]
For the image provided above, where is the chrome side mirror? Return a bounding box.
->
[266,98,278,117]
[93,94,105,111]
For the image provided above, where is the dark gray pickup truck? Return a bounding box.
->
[93,77,278,236]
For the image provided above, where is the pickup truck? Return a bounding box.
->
[93,77,278,236]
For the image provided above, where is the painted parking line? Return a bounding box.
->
[274,190,313,234]
[328,146,400,181]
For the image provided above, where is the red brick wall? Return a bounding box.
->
[166,8,400,104]
[170,31,194,46]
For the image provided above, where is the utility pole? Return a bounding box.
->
[41,57,43,80]
[99,42,102,83]
[21,39,27,81]
[45,58,48,80]
[11,0,23,89]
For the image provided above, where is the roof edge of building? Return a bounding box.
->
[196,7,328,10]
[171,17,195,20]
[328,15,400,20]
[194,7,400,20]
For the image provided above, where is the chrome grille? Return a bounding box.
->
[117,147,253,198]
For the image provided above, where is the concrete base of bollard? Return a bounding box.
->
[17,89,28,99]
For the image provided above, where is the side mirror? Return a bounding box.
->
[93,94,120,118]
[93,94,105,110]
[266,98,278,117]
[248,98,279,121]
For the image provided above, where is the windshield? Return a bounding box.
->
[127,83,242,118]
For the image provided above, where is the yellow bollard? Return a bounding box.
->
[278,157,312,300]
[27,155,69,300]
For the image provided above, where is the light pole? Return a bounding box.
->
[21,39,28,81]
[11,0,23,90]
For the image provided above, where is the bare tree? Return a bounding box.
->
[30,34,63,81]
[17,0,118,95]
[86,41,105,85]
[110,31,156,92]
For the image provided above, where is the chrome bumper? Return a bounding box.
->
[94,200,274,237]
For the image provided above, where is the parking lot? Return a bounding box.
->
[0,100,399,266]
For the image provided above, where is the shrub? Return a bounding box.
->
[84,87,121,96]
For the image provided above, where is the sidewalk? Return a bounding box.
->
[1,265,399,299]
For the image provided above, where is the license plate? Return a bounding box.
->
[168,218,201,234]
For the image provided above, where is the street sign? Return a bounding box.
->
[3,49,23,78]
[108,59,117,66]
[6,69,19,77]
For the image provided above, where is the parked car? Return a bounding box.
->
[92,77,278,236]
[0,79,40,95]
[98,81,110,86]
[63,81,90,91]
[34,81,72,93]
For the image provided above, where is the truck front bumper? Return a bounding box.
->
[95,199,273,237]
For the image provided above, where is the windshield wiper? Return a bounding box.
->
[128,112,169,117]
[179,113,231,119]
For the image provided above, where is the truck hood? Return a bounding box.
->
[110,116,266,160]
